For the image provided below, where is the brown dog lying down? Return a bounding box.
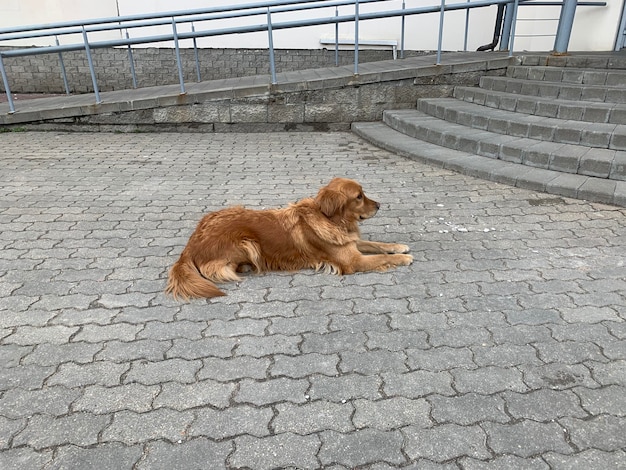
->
[166,178,413,299]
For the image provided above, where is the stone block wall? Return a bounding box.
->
[0,47,430,94]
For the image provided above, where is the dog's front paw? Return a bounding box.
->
[396,254,413,266]
[385,244,410,254]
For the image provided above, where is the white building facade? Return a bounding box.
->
[1,0,624,53]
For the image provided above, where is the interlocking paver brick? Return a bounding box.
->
[274,401,354,434]
[137,439,232,470]
[353,397,431,430]
[13,413,109,450]
[124,358,201,385]
[51,443,142,470]
[483,420,573,457]
[101,409,193,445]
[1,119,626,468]
[319,429,406,467]
[428,393,509,425]
[0,386,80,418]
[403,424,491,462]
[74,384,159,414]
[47,361,129,387]
[231,433,320,470]
[190,406,273,439]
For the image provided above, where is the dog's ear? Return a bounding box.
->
[316,188,348,217]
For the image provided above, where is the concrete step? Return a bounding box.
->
[519,54,626,70]
[478,76,626,104]
[453,86,626,124]
[506,66,626,86]
[352,120,626,207]
[383,108,626,181]
[417,98,626,151]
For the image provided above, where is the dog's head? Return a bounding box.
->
[315,178,380,222]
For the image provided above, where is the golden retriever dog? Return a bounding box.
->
[166,178,412,299]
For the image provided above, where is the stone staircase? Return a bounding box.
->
[353,54,626,207]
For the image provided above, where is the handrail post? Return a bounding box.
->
[508,0,520,57]
[499,2,515,51]
[55,36,71,94]
[334,7,339,66]
[464,0,470,51]
[81,26,101,104]
[354,0,359,75]
[553,0,577,55]
[125,29,138,89]
[267,8,277,85]
[0,54,16,114]
[400,0,406,59]
[436,0,445,65]
[191,23,202,82]
[171,18,186,94]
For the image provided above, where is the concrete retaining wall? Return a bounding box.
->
[0,47,429,94]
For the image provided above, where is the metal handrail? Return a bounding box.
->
[0,0,598,114]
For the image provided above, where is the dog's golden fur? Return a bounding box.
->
[166,178,412,299]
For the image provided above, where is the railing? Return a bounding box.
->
[0,0,589,114]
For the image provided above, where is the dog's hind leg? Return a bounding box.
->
[197,260,241,283]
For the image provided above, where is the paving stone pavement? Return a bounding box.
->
[0,131,625,469]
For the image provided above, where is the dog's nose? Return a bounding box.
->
[375,202,380,210]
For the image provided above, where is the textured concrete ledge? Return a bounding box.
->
[0,52,514,130]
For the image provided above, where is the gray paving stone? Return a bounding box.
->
[167,337,236,359]
[483,420,572,457]
[49,443,142,470]
[452,366,528,394]
[124,358,201,385]
[3,325,79,346]
[235,334,301,357]
[190,405,273,439]
[302,330,367,353]
[153,380,235,410]
[102,409,193,445]
[138,438,232,470]
[274,400,354,434]
[22,342,102,366]
[460,455,550,470]
[0,386,80,418]
[74,384,159,414]
[13,412,109,450]
[503,389,588,421]
[308,373,382,401]
[560,415,626,452]
[574,384,626,416]
[403,424,491,462]
[429,393,509,425]
[353,397,431,430]
[543,449,626,470]
[0,416,25,450]
[235,377,309,405]
[199,356,270,381]
[271,353,339,378]
[47,361,129,387]
[319,429,406,467]
[0,448,53,470]
[0,365,55,391]
[383,370,455,398]
[96,339,170,362]
[231,433,321,470]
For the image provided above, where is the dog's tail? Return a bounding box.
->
[165,255,226,300]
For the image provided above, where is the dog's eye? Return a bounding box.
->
[356,193,363,200]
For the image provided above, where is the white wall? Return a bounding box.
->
[0,0,622,52]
